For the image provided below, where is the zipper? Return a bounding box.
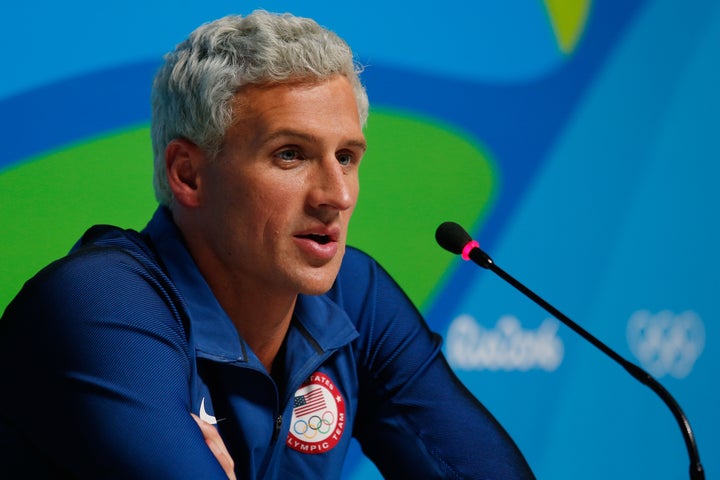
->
[272,414,283,442]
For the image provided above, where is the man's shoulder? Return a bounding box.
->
[74,224,153,258]
[11,224,162,309]
[339,245,376,274]
[339,245,400,286]
[1,222,183,337]
[331,245,399,308]
[25,225,155,283]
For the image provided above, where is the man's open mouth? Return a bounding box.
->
[297,234,331,245]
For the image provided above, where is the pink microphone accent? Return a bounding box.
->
[461,240,480,261]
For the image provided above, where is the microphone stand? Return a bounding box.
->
[464,246,704,480]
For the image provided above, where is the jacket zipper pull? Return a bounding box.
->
[272,414,282,441]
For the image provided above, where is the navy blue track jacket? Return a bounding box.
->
[0,207,534,479]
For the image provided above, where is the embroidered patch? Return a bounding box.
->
[286,371,346,454]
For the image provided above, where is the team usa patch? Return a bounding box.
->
[286,371,345,454]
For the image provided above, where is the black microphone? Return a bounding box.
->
[435,221,704,480]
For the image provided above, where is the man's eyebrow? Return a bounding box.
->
[262,129,367,152]
[346,138,368,152]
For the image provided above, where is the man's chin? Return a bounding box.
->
[298,277,338,296]
[296,265,342,296]
[301,287,333,297]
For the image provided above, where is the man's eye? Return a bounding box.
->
[277,149,301,161]
[337,153,353,166]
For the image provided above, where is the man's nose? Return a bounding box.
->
[308,157,356,213]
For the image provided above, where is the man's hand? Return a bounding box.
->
[191,413,236,480]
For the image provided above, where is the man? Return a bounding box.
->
[0,10,535,479]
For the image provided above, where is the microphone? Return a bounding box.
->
[435,221,704,480]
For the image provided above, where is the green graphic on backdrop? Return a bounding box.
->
[543,0,592,54]
[350,108,497,310]
[0,126,157,312]
[0,109,496,312]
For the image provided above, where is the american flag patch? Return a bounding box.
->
[293,388,326,417]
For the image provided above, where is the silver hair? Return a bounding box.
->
[150,10,369,206]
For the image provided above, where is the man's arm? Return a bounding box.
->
[0,248,229,478]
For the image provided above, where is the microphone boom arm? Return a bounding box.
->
[437,222,705,480]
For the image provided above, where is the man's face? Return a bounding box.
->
[194,75,366,297]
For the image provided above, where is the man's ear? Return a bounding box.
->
[165,138,204,208]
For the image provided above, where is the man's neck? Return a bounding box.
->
[173,211,296,373]
[218,283,297,373]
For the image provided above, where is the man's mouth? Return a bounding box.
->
[293,228,341,260]
[297,233,332,245]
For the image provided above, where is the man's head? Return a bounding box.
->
[152,11,368,299]
[151,10,369,206]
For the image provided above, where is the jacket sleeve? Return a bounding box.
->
[0,247,228,479]
[331,247,535,479]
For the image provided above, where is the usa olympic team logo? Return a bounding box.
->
[286,372,346,454]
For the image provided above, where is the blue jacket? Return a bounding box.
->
[0,207,534,479]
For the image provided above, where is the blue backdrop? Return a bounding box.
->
[2,1,718,478]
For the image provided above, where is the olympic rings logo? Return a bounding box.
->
[627,309,705,379]
[293,411,335,438]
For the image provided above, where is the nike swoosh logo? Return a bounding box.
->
[199,397,217,425]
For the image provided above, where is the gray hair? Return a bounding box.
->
[150,10,369,206]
